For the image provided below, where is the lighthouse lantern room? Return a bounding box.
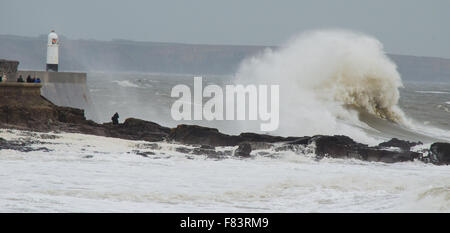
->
[46,30,59,72]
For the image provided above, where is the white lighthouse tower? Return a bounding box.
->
[46,30,59,72]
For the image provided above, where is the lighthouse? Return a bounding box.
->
[46,30,59,72]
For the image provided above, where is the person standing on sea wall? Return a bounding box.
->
[17,75,24,83]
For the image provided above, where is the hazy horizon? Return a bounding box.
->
[1,0,449,59]
[2,32,450,61]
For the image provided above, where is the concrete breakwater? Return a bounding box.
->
[0,82,42,97]
[1,59,96,121]
[14,71,97,121]
[1,59,95,121]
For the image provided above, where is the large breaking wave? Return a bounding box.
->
[234,30,409,144]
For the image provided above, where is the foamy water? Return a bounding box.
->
[112,80,142,88]
[0,129,448,212]
[416,91,450,95]
[230,30,407,144]
[2,30,450,213]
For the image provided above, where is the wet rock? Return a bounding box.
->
[169,124,241,146]
[274,144,302,152]
[56,106,86,124]
[103,118,170,142]
[311,135,361,159]
[136,143,160,150]
[175,147,194,154]
[358,147,421,163]
[247,141,273,150]
[39,134,61,140]
[192,147,216,156]
[311,135,421,163]
[132,150,156,158]
[193,147,229,159]
[287,136,311,146]
[169,125,302,147]
[239,132,300,143]
[200,144,215,150]
[0,138,52,153]
[378,138,422,151]
[428,142,450,165]
[235,142,252,157]
[174,145,229,159]
[0,90,170,142]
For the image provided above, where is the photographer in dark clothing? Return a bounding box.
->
[111,112,119,125]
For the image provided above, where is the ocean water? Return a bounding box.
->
[0,72,448,212]
[85,32,450,145]
[1,31,450,212]
[87,72,450,143]
[0,129,449,212]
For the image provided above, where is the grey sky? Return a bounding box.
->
[1,0,449,58]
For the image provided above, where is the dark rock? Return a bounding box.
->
[0,87,170,142]
[83,155,94,159]
[274,144,303,152]
[174,145,229,159]
[200,144,215,150]
[39,134,61,140]
[103,118,170,142]
[169,124,241,146]
[0,138,52,153]
[239,132,300,143]
[192,147,216,156]
[193,147,229,159]
[235,142,252,157]
[378,138,422,151]
[169,125,301,147]
[247,141,273,150]
[175,147,194,154]
[56,106,86,124]
[358,147,421,163]
[287,136,311,146]
[311,135,361,159]
[132,150,156,158]
[136,143,160,150]
[428,142,450,165]
[310,135,421,163]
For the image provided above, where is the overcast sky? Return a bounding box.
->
[1,0,449,58]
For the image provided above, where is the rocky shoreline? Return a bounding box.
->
[1,93,449,165]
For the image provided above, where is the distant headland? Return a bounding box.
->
[1,34,450,82]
